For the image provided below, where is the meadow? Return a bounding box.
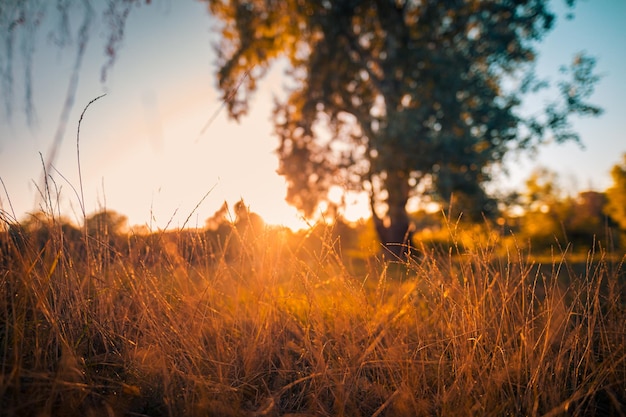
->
[0,207,624,417]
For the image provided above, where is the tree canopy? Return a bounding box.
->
[204,0,601,257]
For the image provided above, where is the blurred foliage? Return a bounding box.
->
[605,154,626,231]
[501,167,619,253]
[2,174,622,272]
[204,0,602,256]
[85,210,127,237]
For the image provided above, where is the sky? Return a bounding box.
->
[0,0,624,231]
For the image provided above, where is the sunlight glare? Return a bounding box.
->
[74,77,316,232]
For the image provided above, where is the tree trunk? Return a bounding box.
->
[370,171,414,260]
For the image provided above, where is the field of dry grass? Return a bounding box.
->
[1,212,624,416]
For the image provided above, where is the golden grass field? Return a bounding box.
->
[1,212,624,416]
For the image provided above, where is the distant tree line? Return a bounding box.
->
[2,155,626,269]
[0,199,285,272]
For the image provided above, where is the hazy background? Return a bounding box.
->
[1,0,624,230]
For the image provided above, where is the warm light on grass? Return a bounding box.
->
[1,202,624,416]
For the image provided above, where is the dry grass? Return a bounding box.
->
[0,211,624,417]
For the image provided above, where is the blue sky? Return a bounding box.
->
[0,0,624,230]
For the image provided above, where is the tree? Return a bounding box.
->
[516,167,568,247]
[522,166,563,213]
[233,199,265,235]
[85,209,128,237]
[566,190,609,248]
[605,153,626,231]
[204,0,602,257]
[84,209,128,257]
[513,168,613,251]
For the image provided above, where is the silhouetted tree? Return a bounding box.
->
[565,190,612,249]
[4,1,603,258]
[83,210,128,261]
[204,0,602,258]
[2,211,84,264]
[231,199,266,263]
[202,201,234,259]
[234,199,265,235]
[205,201,231,231]
[85,209,127,236]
